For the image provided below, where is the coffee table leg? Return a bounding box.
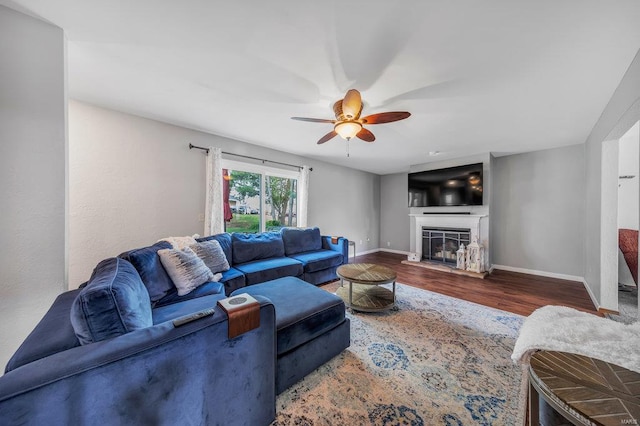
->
[392,280,396,306]
[349,280,353,308]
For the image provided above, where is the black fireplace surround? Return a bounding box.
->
[422,227,471,265]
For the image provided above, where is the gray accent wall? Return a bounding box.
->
[380,173,410,252]
[69,101,380,287]
[0,6,66,369]
[491,145,586,277]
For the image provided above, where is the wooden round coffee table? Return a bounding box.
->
[336,263,397,312]
[528,350,640,425]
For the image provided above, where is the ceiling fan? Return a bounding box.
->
[291,89,411,145]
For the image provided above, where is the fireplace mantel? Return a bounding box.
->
[409,214,490,268]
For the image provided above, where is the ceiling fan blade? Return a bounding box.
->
[291,117,336,123]
[361,111,411,124]
[356,128,375,142]
[342,89,362,120]
[317,131,338,144]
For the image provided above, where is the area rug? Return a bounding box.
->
[273,284,526,426]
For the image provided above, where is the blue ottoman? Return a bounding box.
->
[231,276,350,394]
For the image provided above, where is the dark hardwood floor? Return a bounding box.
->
[323,251,598,317]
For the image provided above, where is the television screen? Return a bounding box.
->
[408,163,483,207]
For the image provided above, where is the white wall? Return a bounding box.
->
[585,49,640,309]
[618,121,639,230]
[0,6,66,370]
[492,145,586,277]
[69,101,380,287]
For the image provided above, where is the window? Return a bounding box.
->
[222,160,300,233]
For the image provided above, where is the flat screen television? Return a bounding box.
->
[408,163,483,207]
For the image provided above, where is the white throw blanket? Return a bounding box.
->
[512,305,640,373]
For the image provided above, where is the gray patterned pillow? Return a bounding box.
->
[157,247,214,296]
[189,240,230,274]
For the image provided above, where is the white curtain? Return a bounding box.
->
[297,165,310,227]
[204,147,224,235]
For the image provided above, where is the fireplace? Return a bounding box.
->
[422,227,470,264]
[410,213,489,270]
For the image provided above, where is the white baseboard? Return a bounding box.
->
[378,248,411,255]
[354,248,381,256]
[580,278,601,312]
[353,248,410,257]
[492,264,600,311]
[491,264,584,283]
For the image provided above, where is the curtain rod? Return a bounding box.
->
[189,143,312,171]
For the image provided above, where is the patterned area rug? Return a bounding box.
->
[273,284,525,426]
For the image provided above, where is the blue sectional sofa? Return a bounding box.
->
[0,227,350,425]
[196,227,348,295]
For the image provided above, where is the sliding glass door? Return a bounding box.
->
[265,176,297,230]
[225,169,262,233]
[223,160,299,233]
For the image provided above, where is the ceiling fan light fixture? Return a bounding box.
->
[342,89,362,119]
[334,121,362,140]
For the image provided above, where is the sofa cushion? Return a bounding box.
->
[5,289,82,373]
[190,239,230,273]
[120,241,174,303]
[234,257,303,285]
[232,232,284,265]
[281,227,322,256]
[158,247,214,296]
[197,233,233,265]
[70,258,153,345]
[231,276,345,354]
[154,281,225,308]
[219,266,246,295]
[287,249,343,273]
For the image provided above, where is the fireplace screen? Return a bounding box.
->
[422,227,471,264]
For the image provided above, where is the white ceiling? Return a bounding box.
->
[3,0,640,174]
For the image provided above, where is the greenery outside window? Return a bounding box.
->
[222,160,300,233]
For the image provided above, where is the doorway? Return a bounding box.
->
[601,118,639,323]
[613,121,639,323]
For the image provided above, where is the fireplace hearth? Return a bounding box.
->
[422,227,471,265]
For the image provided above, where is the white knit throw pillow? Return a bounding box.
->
[157,247,214,296]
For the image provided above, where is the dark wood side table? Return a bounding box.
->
[528,351,640,425]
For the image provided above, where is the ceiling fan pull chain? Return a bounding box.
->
[347,139,350,157]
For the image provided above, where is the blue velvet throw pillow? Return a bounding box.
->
[232,231,285,264]
[281,227,322,255]
[70,258,152,345]
[120,241,174,303]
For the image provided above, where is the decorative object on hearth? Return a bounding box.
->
[466,239,485,273]
[291,89,410,154]
[407,252,420,262]
[456,243,466,270]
